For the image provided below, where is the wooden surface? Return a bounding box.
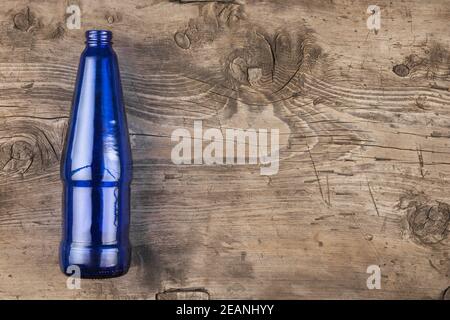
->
[0,0,449,299]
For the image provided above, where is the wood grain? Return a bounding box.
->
[0,0,449,299]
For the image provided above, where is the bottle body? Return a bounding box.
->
[60,30,132,278]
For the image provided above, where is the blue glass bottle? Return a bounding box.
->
[60,30,132,278]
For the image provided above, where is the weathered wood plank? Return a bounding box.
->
[0,0,449,299]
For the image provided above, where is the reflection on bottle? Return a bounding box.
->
[60,30,132,278]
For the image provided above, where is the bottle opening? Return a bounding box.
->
[86,30,113,46]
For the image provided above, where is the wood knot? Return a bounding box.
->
[275,33,292,54]
[401,43,450,80]
[0,119,65,177]
[0,140,34,175]
[174,31,191,49]
[408,202,449,244]
[105,12,122,24]
[393,64,410,77]
[443,287,450,300]
[106,15,114,24]
[399,193,450,245]
[13,7,37,32]
[247,67,262,86]
[48,23,65,40]
[174,1,245,49]
[215,3,244,28]
[228,56,248,84]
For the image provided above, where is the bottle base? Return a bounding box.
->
[60,242,131,279]
[62,267,129,279]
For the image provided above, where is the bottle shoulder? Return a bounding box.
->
[62,130,132,182]
[63,43,129,183]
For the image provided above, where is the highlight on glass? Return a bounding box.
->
[60,30,132,278]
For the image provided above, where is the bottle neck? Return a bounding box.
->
[85,30,113,47]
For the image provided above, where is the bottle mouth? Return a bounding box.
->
[86,30,113,46]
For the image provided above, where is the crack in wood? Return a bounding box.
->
[156,287,210,300]
[367,180,380,217]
